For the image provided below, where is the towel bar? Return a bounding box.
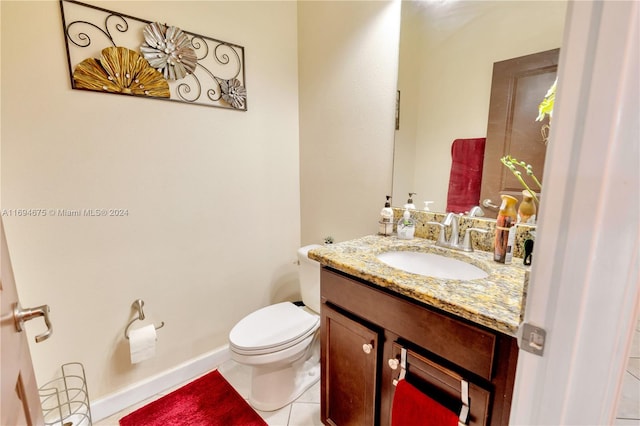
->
[124,299,165,340]
[391,346,470,426]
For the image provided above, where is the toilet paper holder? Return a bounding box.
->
[124,299,165,340]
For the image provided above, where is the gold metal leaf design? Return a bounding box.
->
[73,46,170,97]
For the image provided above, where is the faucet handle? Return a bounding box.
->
[427,222,447,245]
[462,228,489,252]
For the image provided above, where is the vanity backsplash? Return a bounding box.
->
[391,208,535,259]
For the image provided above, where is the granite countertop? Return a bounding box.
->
[308,235,530,337]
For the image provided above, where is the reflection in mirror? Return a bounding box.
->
[392,0,567,213]
[480,47,559,218]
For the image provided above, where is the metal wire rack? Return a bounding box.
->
[39,362,92,426]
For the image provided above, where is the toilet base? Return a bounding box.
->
[248,342,320,412]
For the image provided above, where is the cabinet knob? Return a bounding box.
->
[362,343,373,354]
[388,358,399,370]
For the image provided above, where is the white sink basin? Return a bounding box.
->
[376,251,488,280]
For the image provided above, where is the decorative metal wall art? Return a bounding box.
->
[74,46,170,97]
[140,23,197,81]
[59,0,247,111]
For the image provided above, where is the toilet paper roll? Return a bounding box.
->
[129,324,157,364]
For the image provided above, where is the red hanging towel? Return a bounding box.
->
[446,138,486,214]
[391,380,460,426]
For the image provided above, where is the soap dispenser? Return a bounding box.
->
[379,195,394,236]
[397,208,415,240]
[404,193,417,210]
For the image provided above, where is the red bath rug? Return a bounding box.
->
[119,370,266,426]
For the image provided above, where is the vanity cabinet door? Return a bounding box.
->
[321,304,379,426]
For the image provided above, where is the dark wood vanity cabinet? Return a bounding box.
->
[320,267,519,426]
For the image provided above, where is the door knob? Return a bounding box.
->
[362,343,373,354]
[388,358,399,370]
[14,303,53,343]
[482,199,500,210]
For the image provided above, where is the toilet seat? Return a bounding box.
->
[229,302,319,356]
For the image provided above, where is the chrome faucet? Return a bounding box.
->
[443,213,460,247]
[428,213,489,252]
[427,213,460,249]
[468,206,485,217]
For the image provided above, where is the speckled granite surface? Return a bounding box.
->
[309,234,530,337]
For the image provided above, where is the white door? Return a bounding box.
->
[511,1,639,424]
[1,220,48,425]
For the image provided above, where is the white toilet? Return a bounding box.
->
[228,244,322,411]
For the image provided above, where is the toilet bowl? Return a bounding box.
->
[228,245,322,412]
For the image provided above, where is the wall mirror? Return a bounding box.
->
[392,0,567,215]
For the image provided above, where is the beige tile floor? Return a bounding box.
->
[96,322,639,426]
[94,359,321,426]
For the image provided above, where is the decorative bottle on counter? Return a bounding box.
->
[518,189,537,224]
[494,195,518,263]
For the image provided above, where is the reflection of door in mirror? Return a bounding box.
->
[480,48,559,218]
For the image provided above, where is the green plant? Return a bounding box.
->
[501,78,556,203]
[536,77,557,122]
[500,155,541,204]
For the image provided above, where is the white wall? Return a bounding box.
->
[1,0,402,403]
[395,0,567,211]
[298,0,401,244]
[1,0,301,399]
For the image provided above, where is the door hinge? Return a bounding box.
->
[518,322,547,356]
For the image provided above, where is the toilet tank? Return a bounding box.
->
[297,245,322,314]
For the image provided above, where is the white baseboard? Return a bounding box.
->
[91,345,231,422]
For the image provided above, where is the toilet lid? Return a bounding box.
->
[229,302,319,353]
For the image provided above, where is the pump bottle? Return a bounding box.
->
[379,196,394,236]
[404,193,416,210]
[397,208,415,240]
